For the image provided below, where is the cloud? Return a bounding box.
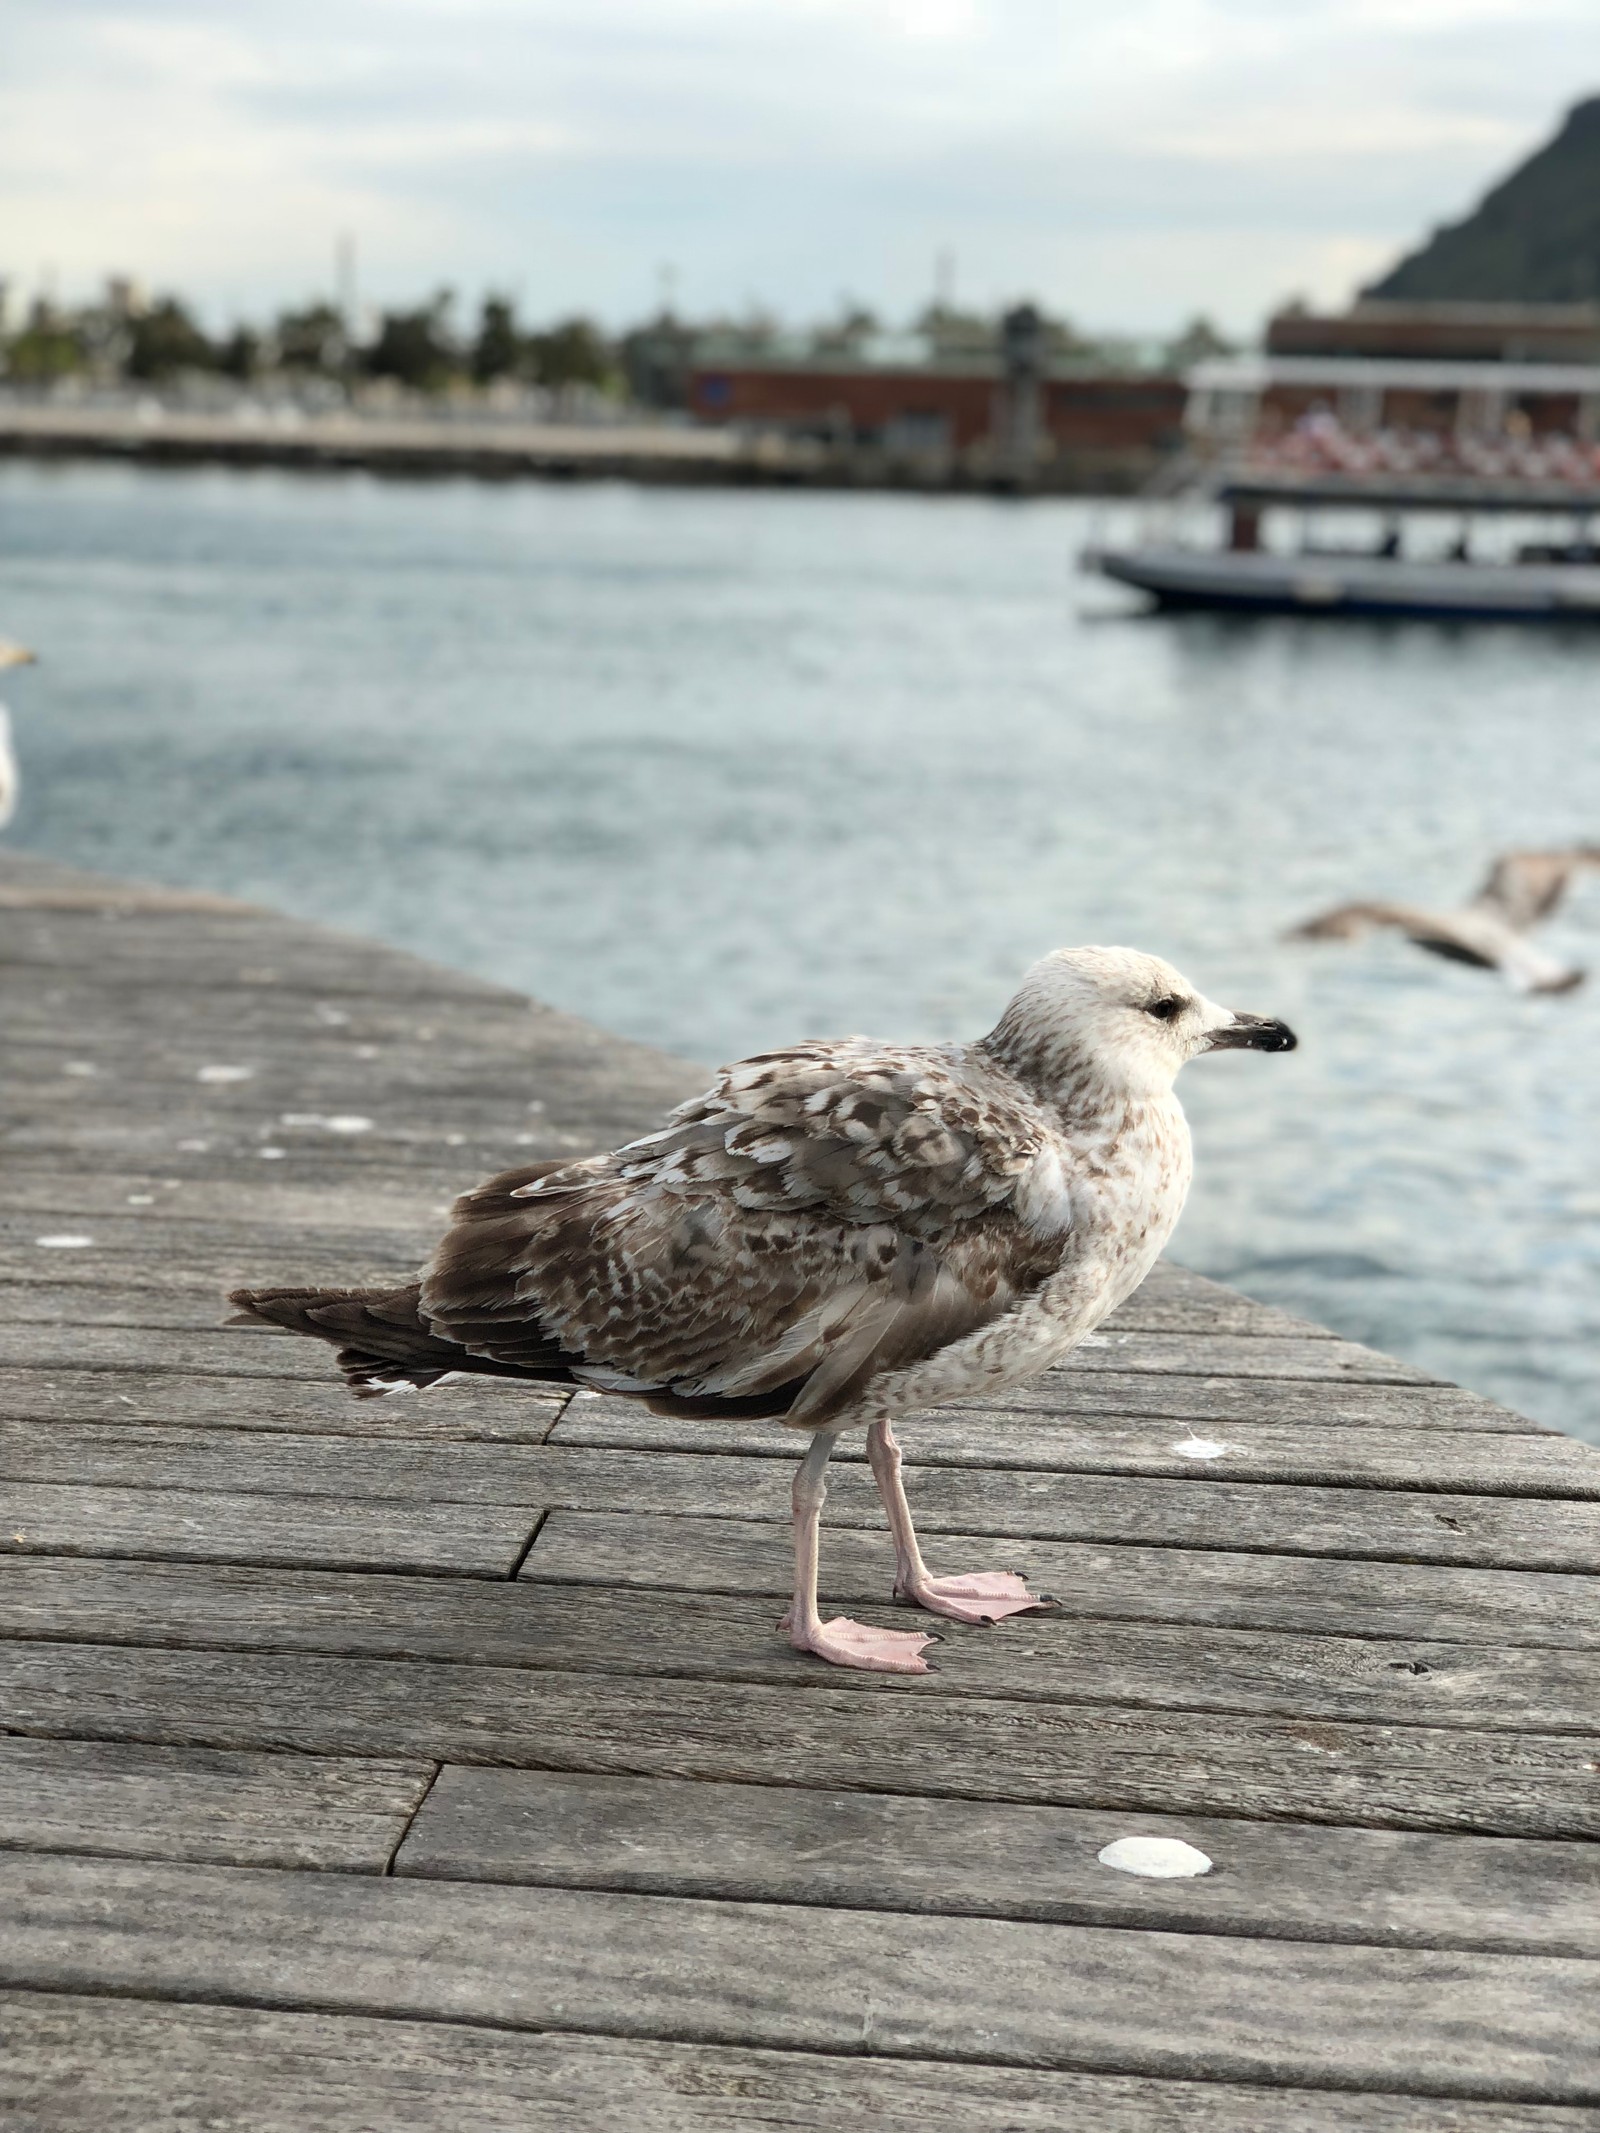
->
[0,0,1595,331]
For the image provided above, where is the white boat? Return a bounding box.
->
[1089,540,1600,620]
[1093,348,1600,621]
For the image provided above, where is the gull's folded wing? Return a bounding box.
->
[421,1041,1071,1424]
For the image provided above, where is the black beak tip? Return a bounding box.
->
[1210,1015,1298,1054]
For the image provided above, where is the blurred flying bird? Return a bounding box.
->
[1289,849,1600,994]
[229,947,1295,1677]
[0,641,36,830]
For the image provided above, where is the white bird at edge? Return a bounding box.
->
[228,946,1296,1676]
[0,640,36,830]
[1289,848,1600,994]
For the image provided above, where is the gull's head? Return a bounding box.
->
[986,946,1296,1103]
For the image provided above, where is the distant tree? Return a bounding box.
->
[216,326,263,381]
[527,316,613,390]
[366,291,459,391]
[915,301,995,359]
[472,295,522,384]
[124,296,215,380]
[3,302,84,383]
[1162,315,1235,369]
[618,311,697,409]
[275,302,348,375]
[809,302,878,357]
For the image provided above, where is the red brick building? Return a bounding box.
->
[687,359,1185,475]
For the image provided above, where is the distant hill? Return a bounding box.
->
[1366,96,1600,303]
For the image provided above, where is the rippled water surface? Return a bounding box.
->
[4,461,1599,1439]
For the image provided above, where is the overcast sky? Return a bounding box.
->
[3,0,1597,335]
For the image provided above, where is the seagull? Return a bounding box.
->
[0,641,35,830]
[229,947,1296,1675]
[1289,848,1600,994]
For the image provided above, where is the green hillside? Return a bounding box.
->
[1366,96,1600,303]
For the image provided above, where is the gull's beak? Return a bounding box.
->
[0,641,37,670]
[1203,1011,1297,1054]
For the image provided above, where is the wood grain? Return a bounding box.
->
[5,1641,1595,1835]
[8,1443,1597,1568]
[523,1510,1600,1647]
[1,1483,538,1577]
[397,1764,1600,1955]
[0,1736,432,1872]
[9,1562,1599,1729]
[9,1993,1589,2133]
[4,1855,1597,2099]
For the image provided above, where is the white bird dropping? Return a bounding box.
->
[1097,1835,1213,1878]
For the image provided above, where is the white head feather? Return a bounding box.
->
[986,945,1294,1103]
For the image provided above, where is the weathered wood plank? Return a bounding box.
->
[1106,1263,1337,1338]
[0,1368,566,1443]
[557,1375,1537,1443]
[928,1372,1523,1428]
[8,1994,1584,2133]
[3,1558,1592,1732]
[525,1511,1599,1648]
[0,1233,432,1288]
[0,1360,1523,1454]
[1,1485,537,1577]
[7,1439,1598,1570]
[0,1422,577,1502]
[0,1737,431,1872]
[7,1443,1596,1570]
[0,1171,451,1230]
[547,1409,1590,1495]
[1037,1332,1438,1384]
[0,1327,377,1380]
[5,1642,1594,1835]
[4,1855,1597,2099]
[10,1525,1588,1681]
[6,1413,1590,1510]
[397,1765,1600,1956]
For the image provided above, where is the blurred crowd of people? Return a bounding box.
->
[1250,407,1600,486]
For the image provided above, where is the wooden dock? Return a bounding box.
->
[2,849,1597,2130]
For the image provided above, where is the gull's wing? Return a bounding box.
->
[1290,894,1583,988]
[1473,849,1600,932]
[1288,900,1464,946]
[420,1041,1072,1425]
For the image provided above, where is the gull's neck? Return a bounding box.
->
[974,1022,1158,1127]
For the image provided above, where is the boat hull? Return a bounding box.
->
[1089,544,1600,621]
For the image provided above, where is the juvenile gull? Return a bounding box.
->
[1290,847,1600,994]
[230,947,1295,1675]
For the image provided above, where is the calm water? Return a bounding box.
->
[4,461,1599,1441]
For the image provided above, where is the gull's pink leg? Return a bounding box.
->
[866,1417,1054,1624]
[780,1428,937,1674]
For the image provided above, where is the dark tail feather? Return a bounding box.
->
[225,1280,570,1399]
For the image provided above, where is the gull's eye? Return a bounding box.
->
[1146,995,1186,1022]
